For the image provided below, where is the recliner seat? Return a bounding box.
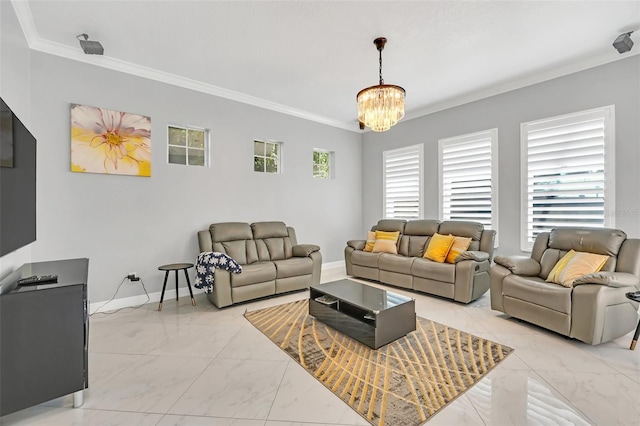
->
[490,227,640,345]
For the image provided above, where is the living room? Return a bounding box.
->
[1,1,640,425]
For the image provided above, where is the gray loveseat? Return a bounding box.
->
[345,219,496,303]
[490,227,640,345]
[197,221,321,308]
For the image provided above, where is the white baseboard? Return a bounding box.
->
[91,261,345,314]
[322,260,345,270]
[89,287,198,314]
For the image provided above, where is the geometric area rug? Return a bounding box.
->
[245,299,513,426]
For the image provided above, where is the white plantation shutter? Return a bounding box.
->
[439,129,498,238]
[520,106,615,250]
[383,145,423,219]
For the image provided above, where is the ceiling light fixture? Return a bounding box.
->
[76,33,104,55]
[357,37,405,132]
[613,31,634,54]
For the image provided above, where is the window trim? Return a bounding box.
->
[438,128,499,246]
[253,139,283,174]
[312,148,335,179]
[519,105,615,251]
[167,124,209,167]
[382,144,424,220]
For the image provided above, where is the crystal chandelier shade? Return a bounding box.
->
[357,37,405,132]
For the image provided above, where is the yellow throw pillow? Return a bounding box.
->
[445,236,473,263]
[546,250,609,287]
[424,233,455,263]
[371,230,400,254]
[363,231,376,252]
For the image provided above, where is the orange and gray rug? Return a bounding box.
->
[245,298,513,426]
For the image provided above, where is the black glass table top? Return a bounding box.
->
[310,279,413,313]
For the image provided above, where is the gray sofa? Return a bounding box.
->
[345,219,496,303]
[197,221,321,308]
[490,227,640,345]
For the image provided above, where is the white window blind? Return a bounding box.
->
[520,106,615,250]
[439,129,498,238]
[383,144,423,219]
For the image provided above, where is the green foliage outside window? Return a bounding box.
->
[254,140,280,173]
[313,149,332,179]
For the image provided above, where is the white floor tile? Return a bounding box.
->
[168,358,288,419]
[83,354,211,413]
[266,362,369,425]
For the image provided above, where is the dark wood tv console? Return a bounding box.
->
[0,258,89,417]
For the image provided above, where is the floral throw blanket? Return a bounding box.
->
[194,252,243,294]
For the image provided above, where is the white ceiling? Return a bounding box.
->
[11,0,640,132]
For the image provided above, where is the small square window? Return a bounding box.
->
[168,125,208,166]
[313,149,334,179]
[254,140,281,173]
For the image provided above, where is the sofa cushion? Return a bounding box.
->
[378,253,415,274]
[219,240,250,265]
[411,258,456,283]
[548,227,626,256]
[273,257,313,279]
[372,230,400,254]
[546,250,609,287]
[424,233,455,263]
[351,251,381,268]
[399,235,430,257]
[255,237,292,261]
[375,219,406,233]
[251,221,289,239]
[231,262,276,288]
[210,222,253,241]
[503,275,572,314]
[439,221,484,251]
[404,220,440,236]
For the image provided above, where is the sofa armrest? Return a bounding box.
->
[494,255,541,276]
[347,240,366,250]
[455,251,489,263]
[573,272,640,288]
[292,244,320,257]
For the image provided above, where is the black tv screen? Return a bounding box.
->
[0,98,36,256]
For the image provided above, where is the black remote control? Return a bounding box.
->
[18,275,58,285]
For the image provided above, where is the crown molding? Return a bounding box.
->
[10,1,357,133]
[403,50,640,123]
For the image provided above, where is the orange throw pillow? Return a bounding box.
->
[424,233,455,263]
[445,236,472,263]
[363,231,375,252]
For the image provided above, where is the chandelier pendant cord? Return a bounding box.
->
[379,48,384,85]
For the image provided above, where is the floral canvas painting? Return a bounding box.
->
[71,104,151,176]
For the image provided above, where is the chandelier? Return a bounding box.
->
[357,37,405,132]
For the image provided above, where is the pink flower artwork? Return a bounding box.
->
[71,104,151,176]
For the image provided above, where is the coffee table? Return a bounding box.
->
[309,279,416,349]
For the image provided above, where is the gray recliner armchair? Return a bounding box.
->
[490,227,640,345]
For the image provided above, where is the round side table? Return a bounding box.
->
[625,291,640,350]
[158,263,195,311]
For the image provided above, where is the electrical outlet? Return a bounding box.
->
[127,272,140,282]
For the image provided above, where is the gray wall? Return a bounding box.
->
[0,1,34,277]
[27,52,362,302]
[362,55,640,255]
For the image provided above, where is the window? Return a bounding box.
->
[313,149,334,179]
[168,125,208,166]
[439,129,498,240]
[383,144,423,219]
[521,106,615,250]
[254,140,281,173]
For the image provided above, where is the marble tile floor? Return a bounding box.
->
[2,267,640,426]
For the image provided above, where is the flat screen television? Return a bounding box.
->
[0,97,36,257]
